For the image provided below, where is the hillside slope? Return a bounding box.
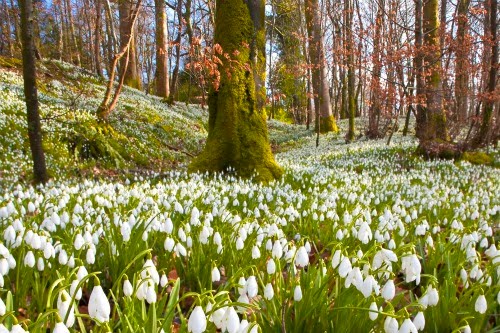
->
[0,58,209,183]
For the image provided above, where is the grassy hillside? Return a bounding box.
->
[0,57,208,183]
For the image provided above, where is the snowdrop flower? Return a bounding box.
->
[178,228,187,242]
[338,257,352,278]
[53,322,70,333]
[246,276,258,298]
[176,243,187,256]
[88,283,110,323]
[86,247,95,265]
[160,274,168,288]
[190,207,200,226]
[76,266,89,281]
[294,285,302,301]
[123,279,133,297]
[37,257,45,271]
[70,279,82,300]
[74,234,85,250]
[401,254,421,284]
[213,232,222,246]
[238,277,247,295]
[295,246,309,268]
[120,223,131,242]
[381,279,396,301]
[251,245,260,259]
[141,259,160,285]
[267,259,276,274]
[235,237,244,250]
[372,249,398,270]
[24,251,35,267]
[164,237,175,252]
[384,316,399,333]
[360,275,377,298]
[331,249,342,269]
[272,240,283,259]
[58,250,68,265]
[357,222,372,244]
[188,306,207,333]
[223,307,240,333]
[475,294,487,314]
[237,294,250,312]
[57,290,75,327]
[199,226,210,244]
[145,282,157,304]
[212,267,221,282]
[264,283,274,300]
[68,255,75,268]
[136,280,147,300]
[426,285,439,306]
[369,302,378,321]
[210,307,226,329]
[10,324,28,333]
[413,312,425,331]
[485,244,498,258]
[399,318,418,333]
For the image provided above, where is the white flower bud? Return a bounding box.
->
[188,306,207,333]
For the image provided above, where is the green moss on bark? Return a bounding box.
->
[461,152,493,165]
[316,115,338,133]
[124,77,142,90]
[188,0,282,182]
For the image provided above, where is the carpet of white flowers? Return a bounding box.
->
[1,63,499,333]
[0,128,499,332]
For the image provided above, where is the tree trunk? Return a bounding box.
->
[18,0,48,184]
[473,0,498,146]
[416,0,449,147]
[168,0,183,103]
[2,0,13,56]
[154,0,169,98]
[367,1,384,139]
[94,0,103,76]
[454,0,470,122]
[305,0,337,133]
[189,0,282,182]
[64,0,80,66]
[55,0,64,60]
[346,0,355,142]
[104,0,117,74]
[98,0,142,120]
[119,0,142,89]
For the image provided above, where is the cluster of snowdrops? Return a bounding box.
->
[0,133,499,333]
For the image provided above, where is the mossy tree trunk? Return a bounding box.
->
[189,0,282,182]
[416,0,449,151]
[305,0,338,133]
[18,0,48,184]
